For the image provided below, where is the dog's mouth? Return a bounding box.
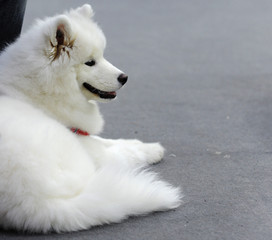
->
[83,82,116,99]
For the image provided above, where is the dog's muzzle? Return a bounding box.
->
[83,73,128,100]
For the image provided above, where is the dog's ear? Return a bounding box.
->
[54,16,72,46]
[48,16,74,61]
[75,4,94,18]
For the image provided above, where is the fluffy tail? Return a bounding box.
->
[3,166,182,233]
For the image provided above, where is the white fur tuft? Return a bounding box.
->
[1,166,181,233]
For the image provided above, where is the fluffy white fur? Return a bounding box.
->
[0,4,182,233]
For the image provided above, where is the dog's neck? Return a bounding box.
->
[0,72,104,135]
[28,91,105,135]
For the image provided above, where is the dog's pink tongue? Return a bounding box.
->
[109,92,116,96]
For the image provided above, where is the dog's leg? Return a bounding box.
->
[79,136,165,168]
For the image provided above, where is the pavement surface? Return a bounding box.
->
[1,0,272,239]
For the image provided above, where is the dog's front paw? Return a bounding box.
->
[142,142,165,164]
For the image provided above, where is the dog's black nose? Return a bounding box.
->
[117,73,128,85]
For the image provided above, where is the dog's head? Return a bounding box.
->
[44,4,127,102]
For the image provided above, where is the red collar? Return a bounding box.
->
[70,127,90,136]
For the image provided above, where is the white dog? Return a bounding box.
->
[0,4,181,233]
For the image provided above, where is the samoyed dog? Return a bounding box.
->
[0,4,181,233]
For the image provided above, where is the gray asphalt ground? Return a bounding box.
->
[1,0,272,239]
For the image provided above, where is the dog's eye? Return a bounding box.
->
[85,60,96,67]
